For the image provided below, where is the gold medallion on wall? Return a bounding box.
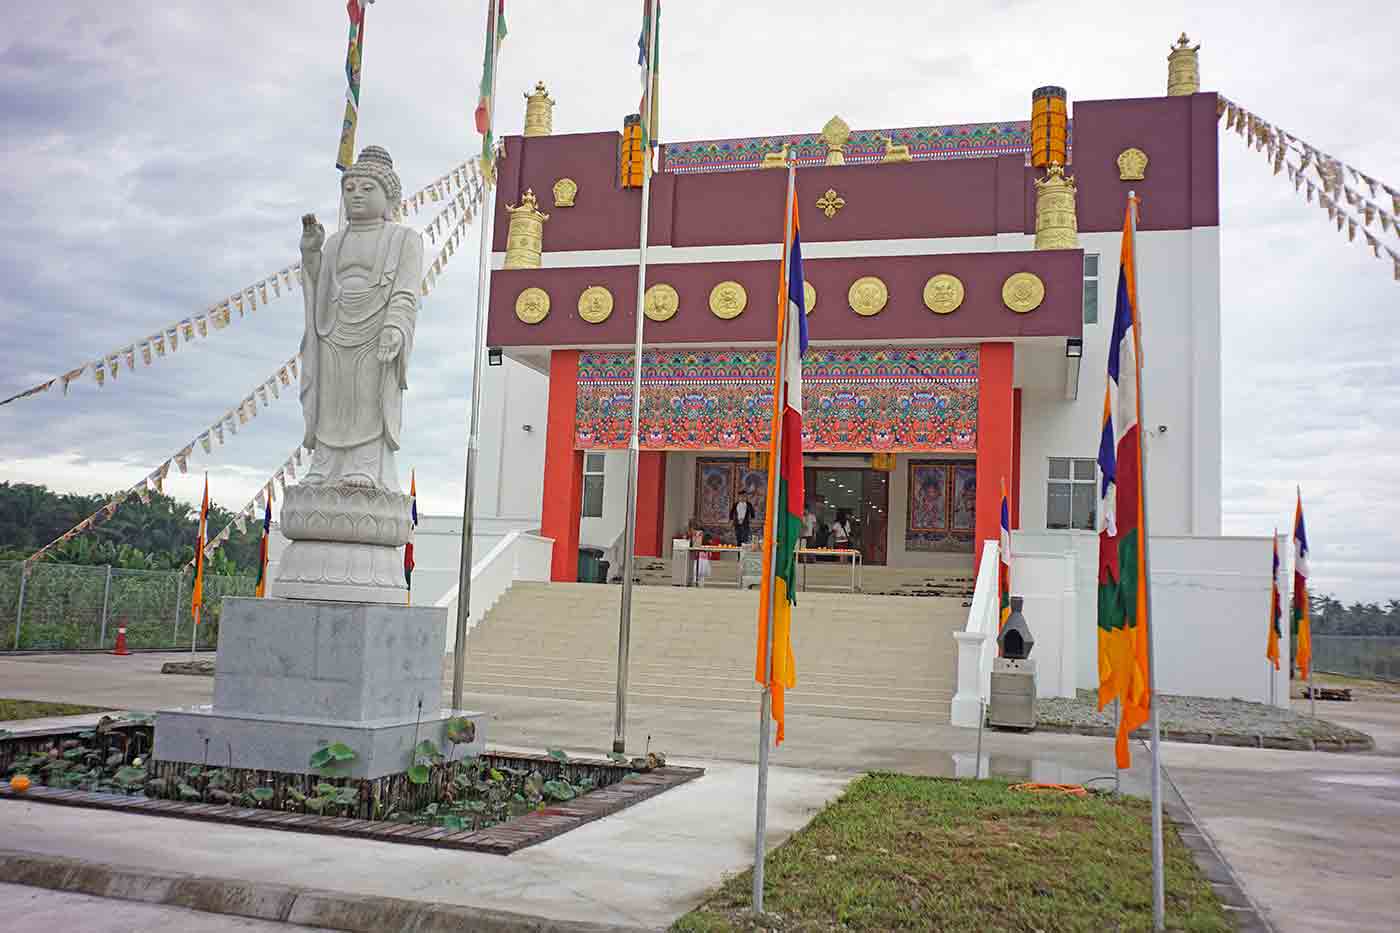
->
[644,283,679,322]
[922,274,964,315]
[803,281,817,314]
[515,287,551,324]
[848,276,888,316]
[552,177,578,208]
[709,281,747,319]
[578,286,614,324]
[1001,272,1046,313]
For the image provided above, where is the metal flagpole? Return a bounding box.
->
[754,161,798,916]
[612,0,661,755]
[1128,191,1165,931]
[452,1,503,712]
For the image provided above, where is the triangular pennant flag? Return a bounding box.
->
[289,358,299,379]
[278,366,291,386]
[235,514,247,534]
[1362,174,1378,198]
[234,293,245,316]
[124,346,136,369]
[1365,230,1381,257]
[175,446,192,473]
[255,488,266,510]
[227,412,238,434]
[137,481,151,505]
[247,286,258,311]
[214,422,225,443]
[1336,212,1345,232]
[196,316,209,337]
[153,334,166,356]
[217,526,231,543]
[200,431,213,454]
[257,385,269,405]
[275,469,287,493]
[267,378,279,399]
[1364,202,1376,225]
[152,469,165,495]
[271,276,281,298]
[1348,219,1357,242]
[141,342,153,365]
[1382,213,1394,234]
[62,366,86,394]
[259,281,269,304]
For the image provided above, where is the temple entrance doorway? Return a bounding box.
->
[805,463,890,565]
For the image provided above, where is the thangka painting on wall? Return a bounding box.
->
[575,347,978,452]
[693,458,767,545]
[906,460,976,553]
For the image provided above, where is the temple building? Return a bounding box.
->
[481,67,1222,584]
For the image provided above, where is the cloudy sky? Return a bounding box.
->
[1,1,1397,603]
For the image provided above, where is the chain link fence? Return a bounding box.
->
[1313,635,1400,683]
[0,561,255,652]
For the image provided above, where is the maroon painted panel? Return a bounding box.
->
[1069,93,1218,233]
[487,250,1083,348]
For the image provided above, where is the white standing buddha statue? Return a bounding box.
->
[298,145,424,491]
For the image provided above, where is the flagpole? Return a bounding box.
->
[754,161,797,916]
[1128,191,1166,931]
[611,0,661,755]
[452,2,503,712]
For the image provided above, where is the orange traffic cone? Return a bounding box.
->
[112,626,130,656]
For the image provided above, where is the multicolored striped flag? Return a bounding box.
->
[405,470,418,604]
[1096,202,1153,770]
[192,474,209,632]
[1293,490,1311,679]
[1266,529,1282,670]
[254,489,272,598]
[335,1,369,171]
[755,179,808,746]
[999,478,1012,632]
[474,0,507,176]
[637,0,660,150]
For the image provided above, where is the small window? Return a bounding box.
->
[1047,457,1097,531]
[582,452,606,518]
[1083,253,1100,325]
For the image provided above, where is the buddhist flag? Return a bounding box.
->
[254,488,272,598]
[637,0,660,150]
[405,470,418,604]
[1096,202,1153,770]
[999,479,1012,631]
[1293,490,1312,679]
[474,0,507,175]
[192,475,209,634]
[1266,530,1282,671]
[335,1,369,171]
[755,183,807,746]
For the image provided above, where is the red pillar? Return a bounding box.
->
[541,350,583,582]
[635,451,667,557]
[1011,388,1023,528]
[975,343,1015,559]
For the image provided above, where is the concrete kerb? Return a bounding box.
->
[0,850,653,933]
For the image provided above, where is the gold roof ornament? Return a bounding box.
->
[1034,162,1079,250]
[760,143,791,170]
[552,177,578,208]
[1117,147,1149,181]
[821,115,851,166]
[503,189,550,269]
[1167,33,1200,97]
[816,188,845,218]
[523,81,555,137]
[877,133,913,164]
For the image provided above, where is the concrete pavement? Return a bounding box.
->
[2,882,338,932]
[2,651,1399,931]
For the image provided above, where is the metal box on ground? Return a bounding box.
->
[987,657,1037,730]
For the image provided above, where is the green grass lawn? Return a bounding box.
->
[674,774,1231,933]
[0,698,112,722]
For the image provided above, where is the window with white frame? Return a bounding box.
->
[1083,253,1100,325]
[582,452,606,518]
[1047,457,1097,531]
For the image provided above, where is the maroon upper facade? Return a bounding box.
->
[487,91,1218,350]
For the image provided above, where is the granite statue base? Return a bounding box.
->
[154,597,485,780]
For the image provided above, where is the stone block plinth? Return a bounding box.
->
[154,596,486,780]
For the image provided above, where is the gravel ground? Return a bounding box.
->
[1036,689,1374,748]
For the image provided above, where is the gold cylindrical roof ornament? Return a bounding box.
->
[822,115,850,166]
[523,81,555,137]
[1030,86,1068,169]
[1166,33,1200,96]
[1034,163,1079,250]
[503,189,550,269]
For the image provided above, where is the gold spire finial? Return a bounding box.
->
[1034,163,1078,250]
[523,81,555,137]
[821,115,850,166]
[503,189,550,268]
[1166,33,1200,97]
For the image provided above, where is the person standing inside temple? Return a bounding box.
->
[831,509,852,550]
[731,489,754,546]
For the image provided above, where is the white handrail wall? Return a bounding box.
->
[951,539,1000,727]
[438,530,554,652]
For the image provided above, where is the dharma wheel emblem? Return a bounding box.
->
[816,188,846,218]
[1002,272,1046,313]
[848,276,888,316]
[578,286,614,324]
[644,283,679,322]
[515,287,550,324]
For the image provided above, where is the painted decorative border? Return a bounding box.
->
[661,121,1073,174]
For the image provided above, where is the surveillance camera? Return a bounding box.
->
[522,424,533,432]
[1156,425,1167,434]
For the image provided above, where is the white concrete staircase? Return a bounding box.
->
[460,582,963,722]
